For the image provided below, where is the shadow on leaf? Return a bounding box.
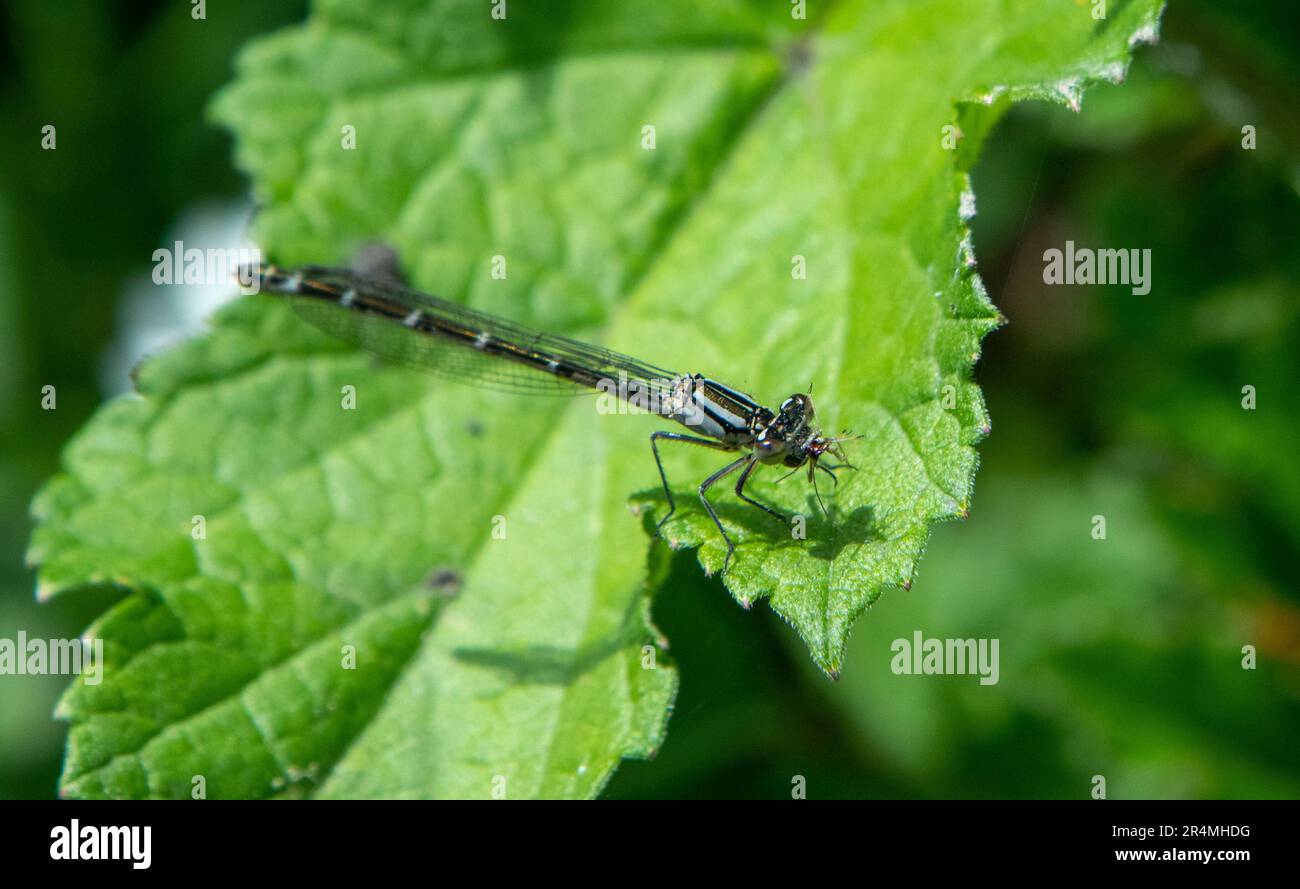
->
[451,587,656,685]
[631,486,883,564]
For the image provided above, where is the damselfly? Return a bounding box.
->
[239,263,856,572]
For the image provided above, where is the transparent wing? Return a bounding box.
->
[256,265,682,399]
[290,298,596,395]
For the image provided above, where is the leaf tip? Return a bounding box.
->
[1128,19,1161,49]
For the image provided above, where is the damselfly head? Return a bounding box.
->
[774,393,859,472]
[754,392,822,468]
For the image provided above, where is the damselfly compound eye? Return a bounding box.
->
[753,431,787,463]
[780,393,815,422]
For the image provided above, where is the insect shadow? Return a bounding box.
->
[635,486,882,565]
[451,593,650,685]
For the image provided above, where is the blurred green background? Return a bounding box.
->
[1,1,1296,799]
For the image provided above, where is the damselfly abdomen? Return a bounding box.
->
[239,263,856,573]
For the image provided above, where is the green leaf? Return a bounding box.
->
[629,0,1168,674]
[31,0,1164,797]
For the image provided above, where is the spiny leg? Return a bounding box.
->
[734,459,789,526]
[809,461,832,520]
[814,459,858,515]
[698,456,752,574]
[649,431,734,536]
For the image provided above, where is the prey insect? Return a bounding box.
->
[239,263,857,573]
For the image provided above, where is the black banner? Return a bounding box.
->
[4,800,1284,872]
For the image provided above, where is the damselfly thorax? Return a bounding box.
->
[239,263,857,572]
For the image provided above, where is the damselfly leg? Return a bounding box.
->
[649,431,732,534]
[698,456,751,574]
[651,432,791,573]
[734,459,788,525]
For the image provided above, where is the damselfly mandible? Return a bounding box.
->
[239,263,857,573]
